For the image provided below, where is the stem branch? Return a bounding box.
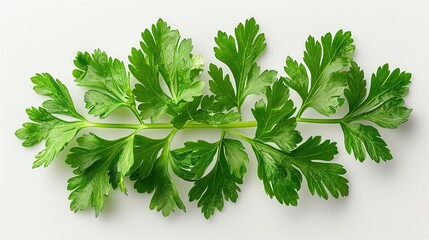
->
[130,105,143,124]
[296,117,343,124]
[84,117,342,130]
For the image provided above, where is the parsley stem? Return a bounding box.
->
[181,121,257,129]
[86,118,343,130]
[225,129,253,143]
[85,122,143,130]
[296,102,309,118]
[130,105,143,124]
[237,107,243,121]
[220,128,227,139]
[164,128,178,150]
[85,121,258,130]
[85,118,342,130]
[296,117,343,124]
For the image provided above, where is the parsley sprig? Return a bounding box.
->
[16,18,411,219]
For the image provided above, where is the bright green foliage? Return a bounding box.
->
[131,134,185,216]
[128,47,169,121]
[66,133,135,215]
[16,82,85,168]
[250,136,348,205]
[31,121,84,168]
[283,30,355,116]
[74,49,136,119]
[18,73,86,167]
[363,98,410,128]
[208,65,237,110]
[16,107,60,147]
[250,80,348,205]
[344,62,412,126]
[129,19,204,122]
[340,62,412,162]
[252,81,302,152]
[16,18,411,219]
[340,123,392,162]
[30,73,83,119]
[172,136,249,219]
[171,140,219,180]
[211,18,277,112]
[170,96,240,129]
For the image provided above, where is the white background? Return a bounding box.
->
[1,0,428,239]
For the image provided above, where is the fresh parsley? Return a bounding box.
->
[16,18,411,219]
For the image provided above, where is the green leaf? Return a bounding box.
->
[215,18,266,86]
[289,137,348,199]
[251,136,348,205]
[130,135,166,179]
[186,137,249,219]
[170,97,202,129]
[262,118,302,153]
[31,73,83,119]
[131,134,185,216]
[340,62,411,162]
[252,142,301,205]
[116,136,135,192]
[15,107,60,147]
[344,62,412,128]
[195,96,241,125]
[171,140,218,180]
[130,19,205,122]
[284,30,355,116]
[73,49,135,119]
[134,19,204,105]
[362,64,410,111]
[341,123,392,163]
[129,47,170,122]
[67,163,110,217]
[344,61,367,113]
[222,139,249,179]
[282,57,309,100]
[16,107,85,168]
[363,98,411,129]
[208,64,237,110]
[66,133,135,216]
[133,83,169,122]
[213,18,275,109]
[84,90,126,119]
[242,65,277,100]
[252,80,302,152]
[170,95,241,129]
[18,73,88,169]
[33,121,84,168]
[134,159,186,217]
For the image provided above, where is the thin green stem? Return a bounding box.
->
[160,128,178,162]
[130,105,143,124]
[296,117,343,124]
[220,128,227,140]
[85,121,144,130]
[225,129,254,144]
[164,128,178,147]
[74,112,87,121]
[296,103,308,118]
[169,79,178,104]
[84,117,342,131]
[237,106,243,121]
[86,121,258,130]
